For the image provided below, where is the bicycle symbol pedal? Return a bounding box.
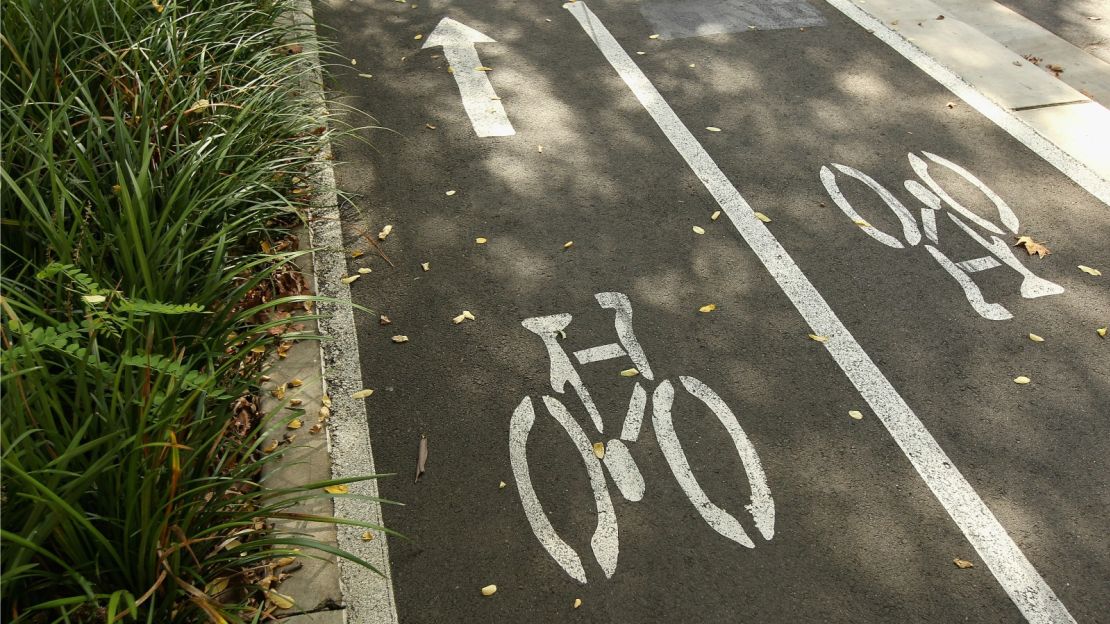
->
[510,292,774,583]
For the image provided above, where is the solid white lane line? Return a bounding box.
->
[422,18,514,137]
[824,0,1109,206]
[563,3,1075,622]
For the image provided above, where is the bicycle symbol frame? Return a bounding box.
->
[509,292,774,583]
[821,151,1063,321]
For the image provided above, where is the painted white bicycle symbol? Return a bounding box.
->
[509,292,774,583]
[821,151,1063,320]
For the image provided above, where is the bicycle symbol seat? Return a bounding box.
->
[509,292,774,583]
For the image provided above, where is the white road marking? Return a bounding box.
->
[564,3,1074,621]
[927,245,1013,320]
[824,0,1109,208]
[522,314,606,432]
[603,439,646,502]
[574,342,627,364]
[596,292,655,380]
[619,382,648,442]
[422,18,514,137]
[820,164,920,248]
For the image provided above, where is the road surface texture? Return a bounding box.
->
[314,0,1109,622]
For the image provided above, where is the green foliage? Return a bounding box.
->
[0,1,383,622]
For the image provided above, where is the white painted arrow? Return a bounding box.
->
[422,18,514,137]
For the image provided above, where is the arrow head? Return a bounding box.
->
[422,17,496,50]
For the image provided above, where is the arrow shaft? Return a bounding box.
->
[442,46,514,137]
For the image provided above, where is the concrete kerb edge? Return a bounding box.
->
[288,2,401,623]
[826,0,1110,207]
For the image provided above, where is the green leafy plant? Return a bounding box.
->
[1,1,387,622]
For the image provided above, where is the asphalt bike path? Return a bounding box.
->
[315,0,1109,621]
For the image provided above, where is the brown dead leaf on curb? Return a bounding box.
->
[351,389,374,399]
[1014,236,1051,257]
[415,434,428,482]
[324,484,349,495]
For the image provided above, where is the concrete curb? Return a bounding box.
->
[265,2,399,623]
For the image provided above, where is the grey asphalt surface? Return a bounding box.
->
[314,0,1110,621]
[997,0,1110,62]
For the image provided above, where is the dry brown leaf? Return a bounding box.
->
[289,398,303,407]
[324,484,349,494]
[1028,333,1044,342]
[287,419,303,430]
[953,558,974,569]
[1013,236,1051,257]
[309,423,322,434]
[1078,265,1102,276]
[620,368,639,377]
[289,378,304,387]
[379,315,392,325]
[392,335,409,343]
[808,334,829,342]
[351,389,374,399]
[378,224,393,240]
[481,584,497,596]
[699,304,717,313]
[1013,376,1031,384]
[592,442,605,459]
[753,212,772,223]
[415,434,428,482]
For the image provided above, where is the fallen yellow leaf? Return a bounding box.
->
[592,442,605,459]
[753,212,772,223]
[692,225,705,235]
[1078,265,1102,276]
[1013,235,1051,258]
[358,267,372,274]
[378,224,393,240]
[854,219,871,228]
[563,241,574,249]
[318,406,330,421]
[1028,333,1044,342]
[706,126,721,132]
[620,368,639,377]
[287,419,303,430]
[499,481,507,489]
[849,410,863,420]
[699,304,717,313]
[290,398,303,407]
[1013,376,1031,384]
[262,439,280,453]
[361,531,374,541]
[414,34,423,40]
[1098,327,1107,338]
[475,66,493,71]
[351,250,364,258]
[267,590,295,609]
[82,294,107,305]
[808,334,829,342]
[475,237,488,244]
[351,389,375,399]
[953,558,974,569]
[392,335,409,343]
[421,262,430,271]
[711,210,721,221]
[574,598,582,609]
[322,394,332,408]
[324,484,349,494]
[649,34,660,39]
[272,384,286,399]
[341,274,360,285]
[289,378,304,387]
[481,584,497,596]
[446,190,456,196]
